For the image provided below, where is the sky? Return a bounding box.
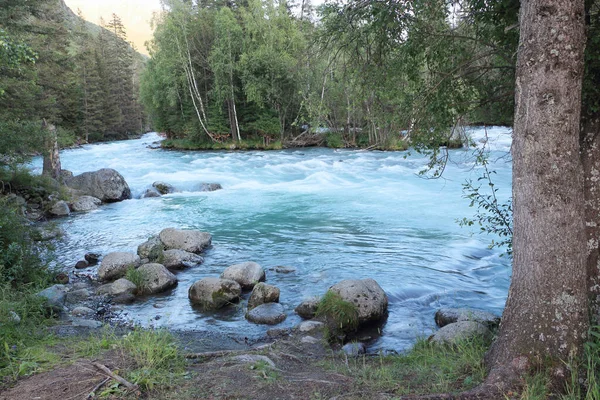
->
[64,0,163,55]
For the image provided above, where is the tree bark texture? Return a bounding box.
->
[486,0,588,370]
[42,119,62,180]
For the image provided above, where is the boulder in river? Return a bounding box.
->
[430,321,492,344]
[162,249,203,270]
[65,168,131,202]
[220,262,265,290]
[199,183,222,192]
[295,298,320,319]
[97,278,137,297]
[137,237,164,261]
[137,263,177,294]
[84,252,100,265]
[246,303,286,325]
[152,181,176,195]
[188,277,241,309]
[434,307,500,329]
[141,189,161,198]
[159,228,212,254]
[74,260,89,269]
[70,195,102,212]
[49,200,70,216]
[248,282,280,310]
[97,252,141,282]
[328,278,388,325]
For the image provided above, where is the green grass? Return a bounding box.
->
[315,291,359,339]
[125,266,146,295]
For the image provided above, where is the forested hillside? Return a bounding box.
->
[0,0,147,161]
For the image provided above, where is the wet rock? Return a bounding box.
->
[273,266,296,274]
[75,260,89,269]
[65,168,131,202]
[37,284,67,312]
[199,183,222,192]
[97,252,141,282]
[434,308,500,329]
[112,293,136,304]
[71,307,95,317]
[84,253,100,265]
[153,302,166,309]
[159,228,212,254]
[295,298,320,319]
[152,181,176,195]
[220,262,265,290]
[329,278,388,325]
[70,195,101,212]
[188,277,241,309]
[111,278,137,296]
[66,289,92,304]
[55,273,69,284]
[342,342,367,357]
[141,188,161,198]
[248,283,280,310]
[430,321,492,344]
[246,303,286,325]
[137,263,177,294]
[297,320,324,333]
[137,237,164,261]
[49,200,70,216]
[162,249,203,270]
[232,354,275,368]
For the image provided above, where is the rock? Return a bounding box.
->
[267,328,291,338]
[274,266,296,274]
[297,320,325,333]
[71,307,95,317]
[60,169,73,180]
[37,285,67,312]
[8,311,21,324]
[141,189,161,198]
[110,278,137,296]
[66,289,92,304]
[434,308,500,328]
[199,183,222,192]
[152,181,176,195]
[248,283,280,310]
[137,237,164,261]
[84,253,100,265]
[33,226,63,241]
[65,168,131,202]
[70,196,102,212]
[75,260,89,269]
[137,263,178,294]
[55,273,69,284]
[430,321,492,344]
[301,336,320,344]
[342,342,367,357]
[159,228,212,254]
[162,249,204,270]
[328,279,388,324]
[72,282,90,290]
[153,302,166,309]
[112,293,136,304]
[188,277,241,309]
[97,252,141,282]
[72,318,103,329]
[231,355,275,368]
[220,262,265,290]
[246,303,286,325]
[295,298,320,319]
[49,200,70,216]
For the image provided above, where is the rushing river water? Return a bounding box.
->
[33,126,513,351]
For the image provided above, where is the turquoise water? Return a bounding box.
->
[35,127,513,351]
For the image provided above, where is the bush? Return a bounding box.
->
[325,132,344,148]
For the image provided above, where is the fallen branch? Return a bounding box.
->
[86,377,110,399]
[91,362,138,391]
[185,342,274,360]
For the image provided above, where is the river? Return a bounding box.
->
[33,126,513,351]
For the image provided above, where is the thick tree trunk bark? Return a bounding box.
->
[485,0,588,382]
[42,119,62,180]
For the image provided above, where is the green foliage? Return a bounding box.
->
[324,132,344,148]
[125,266,146,295]
[316,291,359,338]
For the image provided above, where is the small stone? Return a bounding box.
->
[248,283,280,310]
[66,289,92,304]
[274,266,296,274]
[153,302,166,309]
[342,342,366,357]
[430,321,492,344]
[84,253,101,265]
[295,298,320,319]
[246,303,286,325]
[75,260,89,269]
[297,320,324,333]
[71,307,95,317]
[8,311,21,324]
[301,336,320,344]
[72,318,102,329]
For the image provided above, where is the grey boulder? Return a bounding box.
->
[159,228,212,254]
[328,278,388,324]
[137,237,164,261]
[97,278,137,296]
[152,181,176,195]
[295,298,320,319]
[70,196,102,212]
[199,183,222,192]
[434,308,500,328]
[246,303,286,325]
[97,252,141,282]
[430,321,492,344]
[141,189,161,198]
[220,262,265,289]
[162,249,204,270]
[37,284,67,312]
[188,277,241,309]
[248,282,280,310]
[65,168,131,202]
[137,263,177,294]
[49,200,70,216]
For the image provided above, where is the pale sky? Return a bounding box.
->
[64,0,163,55]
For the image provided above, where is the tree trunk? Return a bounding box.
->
[42,119,62,180]
[485,0,588,384]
